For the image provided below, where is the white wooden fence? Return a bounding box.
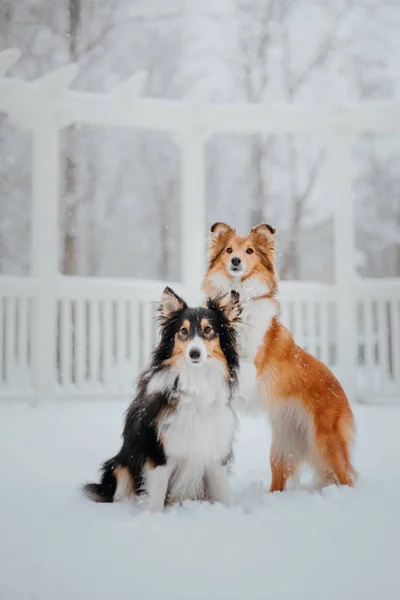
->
[1,48,400,403]
[1,276,399,403]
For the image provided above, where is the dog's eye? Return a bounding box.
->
[246,248,254,254]
[180,327,188,335]
[204,325,212,334]
[226,247,233,254]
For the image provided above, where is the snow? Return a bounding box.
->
[0,402,399,600]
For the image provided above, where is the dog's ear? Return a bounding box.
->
[251,223,276,238]
[158,287,187,322]
[210,222,235,241]
[250,223,276,249]
[208,223,235,264]
[208,290,242,326]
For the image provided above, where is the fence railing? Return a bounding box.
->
[355,280,400,401]
[1,48,400,403]
[1,275,399,402]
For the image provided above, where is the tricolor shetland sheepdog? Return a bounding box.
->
[203,222,356,492]
[83,286,241,511]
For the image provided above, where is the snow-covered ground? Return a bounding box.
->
[0,402,399,600]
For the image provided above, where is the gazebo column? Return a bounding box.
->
[31,116,60,402]
[330,130,357,403]
[180,128,208,304]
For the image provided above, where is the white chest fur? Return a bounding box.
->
[145,359,235,509]
[238,298,277,361]
[234,299,277,413]
[154,358,235,465]
[207,272,277,362]
[161,400,235,465]
[158,370,235,503]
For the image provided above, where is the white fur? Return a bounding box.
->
[268,400,314,464]
[208,273,233,297]
[205,463,230,506]
[238,297,277,361]
[237,360,258,399]
[207,272,277,360]
[208,272,270,303]
[145,462,176,512]
[234,359,262,414]
[146,369,177,396]
[186,336,207,364]
[208,272,278,410]
[237,276,271,303]
[146,357,235,507]
[170,356,228,401]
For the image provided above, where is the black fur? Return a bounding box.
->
[83,290,240,504]
[206,292,240,389]
[83,388,170,502]
[83,460,117,503]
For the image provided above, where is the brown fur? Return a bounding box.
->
[114,465,135,497]
[169,319,192,359]
[204,223,356,492]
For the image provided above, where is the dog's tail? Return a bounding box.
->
[82,457,119,503]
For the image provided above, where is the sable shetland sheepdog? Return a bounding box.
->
[203,222,356,492]
[83,286,241,511]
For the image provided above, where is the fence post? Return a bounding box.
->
[180,128,207,304]
[329,130,357,403]
[31,116,59,402]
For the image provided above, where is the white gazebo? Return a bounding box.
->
[0,48,399,403]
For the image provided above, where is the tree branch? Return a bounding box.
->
[297,148,326,209]
[290,3,354,97]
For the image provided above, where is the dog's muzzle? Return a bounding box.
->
[229,256,244,277]
[185,338,207,365]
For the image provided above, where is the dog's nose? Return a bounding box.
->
[231,257,241,267]
[189,348,201,360]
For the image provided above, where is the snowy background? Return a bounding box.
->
[1,0,400,283]
[1,2,400,599]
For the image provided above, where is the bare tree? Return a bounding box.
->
[278,0,354,278]
[280,148,326,278]
[351,10,400,278]
[233,0,353,268]
[2,0,399,283]
[234,0,277,225]
[61,0,81,275]
[1,0,184,278]
[355,136,400,277]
